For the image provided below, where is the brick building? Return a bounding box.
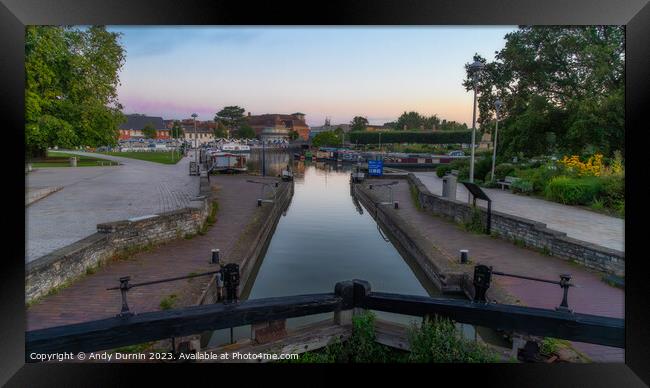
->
[246,112,310,141]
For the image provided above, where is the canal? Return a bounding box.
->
[209,151,496,348]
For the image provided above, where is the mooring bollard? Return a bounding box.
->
[460,249,469,264]
[211,249,220,265]
[472,264,492,302]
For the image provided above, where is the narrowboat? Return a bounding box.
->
[209,151,248,173]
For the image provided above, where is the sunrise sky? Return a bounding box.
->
[108,26,517,126]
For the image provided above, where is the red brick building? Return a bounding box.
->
[246,112,310,141]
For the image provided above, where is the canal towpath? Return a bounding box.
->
[413,171,624,252]
[26,175,281,331]
[365,178,624,362]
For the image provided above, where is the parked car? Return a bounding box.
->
[448,150,465,157]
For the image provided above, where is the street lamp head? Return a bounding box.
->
[494,99,503,112]
[191,113,198,119]
[469,60,485,73]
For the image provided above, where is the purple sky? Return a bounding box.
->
[110,26,516,126]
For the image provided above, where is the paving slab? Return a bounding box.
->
[25,151,200,262]
[414,172,624,252]
[26,175,266,331]
[368,179,624,362]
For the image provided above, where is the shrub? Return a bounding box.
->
[474,156,492,183]
[599,174,624,208]
[544,176,603,205]
[514,164,561,192]
[407,316,498,363]
[494,163,515,180]
[511,179,533,194]
[436,165,452,178]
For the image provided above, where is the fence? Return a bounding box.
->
[26,278,623,360]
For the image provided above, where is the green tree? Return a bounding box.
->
[215,106,246,133]
[393,111,440,131]
[25,25,126,158]
[213,121,228,138]
[234,123,256,139]
[463,26,624,157]
[288,130,299,141]
[438,119,468,131]
[312,131,342,147]
[350,116,369,132]
[170,120,183,138]
[142,123,157,139]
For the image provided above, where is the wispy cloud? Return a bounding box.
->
[110,26,260,58]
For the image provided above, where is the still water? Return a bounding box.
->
[209,151,480,348]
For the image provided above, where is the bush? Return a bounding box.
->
[474,156,492,183]
[599,174,624,208]
[494,163,515,180]
[407,316,498,362]
[514,164,561,192]
[511,179,534,194]
[436,165,452,178]
[544,176,603,205]
[349,130,471,145]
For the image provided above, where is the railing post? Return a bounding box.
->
[117,276,134,318]
[556,274,573,313]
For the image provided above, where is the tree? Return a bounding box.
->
[312,131,342,147]
[463,26,624,157]
[438,120,468,131]
[25,26,126,158]
[213,121,228,139]
[234,123,256,139]
[350,116,369,132]
[288,130,299,141]
[142,123,157,139]
[394,111,440,131]
[170,120,183,138]
[215,106,246,133]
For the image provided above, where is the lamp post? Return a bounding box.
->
[191,113,198,166]
[262,138,266,177]
[490,99,503,181]
[468,60,484,183]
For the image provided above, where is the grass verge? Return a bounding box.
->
[99,151,182,164]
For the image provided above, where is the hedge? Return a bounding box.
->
[349,131,472,145]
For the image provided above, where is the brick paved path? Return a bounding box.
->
[26,175,273,331]
[370,179,624,362]
[26,151,200,262]
[414,172,624,252]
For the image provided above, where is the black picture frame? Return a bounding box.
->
[2,0,648,386]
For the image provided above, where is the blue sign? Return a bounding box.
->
[368,160,383,176]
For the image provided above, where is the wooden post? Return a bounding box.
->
[334,280,354,325]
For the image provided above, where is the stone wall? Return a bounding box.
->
[196,179,295,306]
[353,182,465,294]
[404,173,625,277]
[26,176,213,303]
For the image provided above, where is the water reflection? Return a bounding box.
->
[209,157,446,348]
